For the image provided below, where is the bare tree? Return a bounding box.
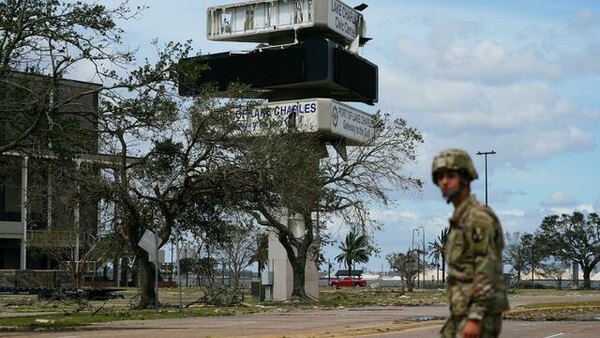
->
[215,215,262,288]
[539,258,570,290]
[27,230,98,288]
[24,158,109,288]
[503,232,529,282]
[387,249,420,292]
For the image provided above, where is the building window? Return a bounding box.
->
[0,158,22,222]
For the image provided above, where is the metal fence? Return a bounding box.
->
[0,270,74,289]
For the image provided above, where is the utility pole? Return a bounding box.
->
[328,258,331,285]
[419,225,425,287]
[413,227,419,288]
[476,151,496,206]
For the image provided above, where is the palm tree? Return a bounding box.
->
[250,233,268,300]
[334,230,370,279]
[428,227,449,283]
[250,233,269,279]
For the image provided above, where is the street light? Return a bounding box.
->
[412,228,418,250]
[476,150,496,206]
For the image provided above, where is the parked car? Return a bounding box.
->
[329,277,367,287]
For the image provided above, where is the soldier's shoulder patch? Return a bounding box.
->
[465,208,494,243]
[472,223,486,243]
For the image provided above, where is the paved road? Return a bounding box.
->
[2,294,600,338]
[1,306,446,338]
[3,313,600,338]
[383,321,600,338]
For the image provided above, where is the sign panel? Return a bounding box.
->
[179,38,378,104]
[138,229,159,264]
[329,101,374,143]
[238,100,319,135]
[327,0,362,42]
[206,0,366,46]
[236,98,375,145]
[207,0,315,41]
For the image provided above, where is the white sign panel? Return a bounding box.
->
[207,0,315,41]
[330,101,374,144]
[238,100,319,134]
[206,0,365,46]
[236,98,375,145]
[138,229,159,264]
[327,0,362,41]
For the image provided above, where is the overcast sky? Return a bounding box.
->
[91,0,600,272]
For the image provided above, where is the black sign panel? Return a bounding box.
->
[178,39,378,104]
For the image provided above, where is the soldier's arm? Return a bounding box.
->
[465,210,499,321]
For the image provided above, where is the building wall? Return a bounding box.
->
[0,74,102,271]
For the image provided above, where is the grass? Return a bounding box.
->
[502,290,600,321]
[1,287,600,331]
[316,287,446,308]
[507,288,600,297]
[0,287,444,331]
[517,300,600,309]
[0,307,265,331]
[504,306,600,321]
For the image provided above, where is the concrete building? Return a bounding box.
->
[263,210,319,301]
[0,73,102,274]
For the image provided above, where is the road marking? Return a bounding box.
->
[544,333,565,338]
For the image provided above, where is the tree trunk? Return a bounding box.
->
[270,211,315,300]
[347,259,353,279]
[135,248,157,309]
[258,260,264,301]
[278,233,309,299]
[583,268,592,290]
[231,258,240,289]
[113,258,120,287]
[120,258,128,286]
[441,257,446,285]
[232,270,240,289]
[290,254,307,299]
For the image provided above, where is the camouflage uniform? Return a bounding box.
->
[432,149,509,338]
[441,195,509,337]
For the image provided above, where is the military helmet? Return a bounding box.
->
[431,149,478,184]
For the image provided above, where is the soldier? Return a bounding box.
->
[432,149,509,338]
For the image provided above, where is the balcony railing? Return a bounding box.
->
[27,230,96,248]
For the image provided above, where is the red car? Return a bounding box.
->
[329,277,367,287]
